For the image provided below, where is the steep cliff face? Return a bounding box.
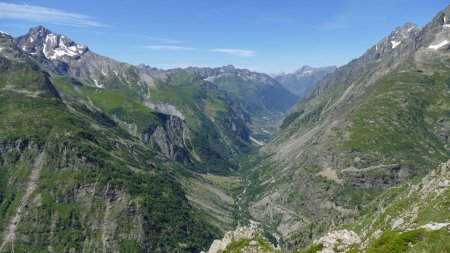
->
[142,70,253,174]
[144,113,191,162]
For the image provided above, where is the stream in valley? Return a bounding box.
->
[235,176,281,250]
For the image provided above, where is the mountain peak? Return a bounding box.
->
[297,65,313,71]
[16,26,89,60]
[396,22,420,32]
[276,65,337,97]
[0,31,12,39]
[368,21,421,59]
[292,65,337,76]
[386,22,421,49]
[222,64,236,71]
[28,25,52,36]
[392,22,421,36]
[428,5,450,32]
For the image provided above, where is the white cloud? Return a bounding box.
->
[0,2,106,27]
[139,45,257,57]
[140,45,194,51]
[212,48,257,57]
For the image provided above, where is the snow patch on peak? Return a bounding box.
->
[43,37,50,58]
[302,70,313,75]
[428,40,449,50]
[204,76,216,82]
[41,33,87,60]
[444,16,450,28]
[391,40,401,49]
[94,79,103,88]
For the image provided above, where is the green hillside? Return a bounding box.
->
[0,56,219,252]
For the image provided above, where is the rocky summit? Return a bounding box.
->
[1,2,450,253]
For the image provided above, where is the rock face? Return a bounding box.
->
[149,102,185,120]
[207,226,257,253]
[297,159,450,252]
[361,159,450,233]
[274,65,337,98]
[15,26,88,61]
[315,230,361,253]
[205,226,278,253]
[144,113,191,162]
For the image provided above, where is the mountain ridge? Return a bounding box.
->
[238,5,450,251]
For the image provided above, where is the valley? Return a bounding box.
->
[0,2,449,253]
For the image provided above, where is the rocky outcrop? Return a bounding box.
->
[339,164,404,188]
[148,102,185,120]
[205,226,277,253]
[315,230,361,253]
[143,113,191,162]
[303,158,450,252]
[207,226,257,253]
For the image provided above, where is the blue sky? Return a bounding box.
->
[0,0,448,73]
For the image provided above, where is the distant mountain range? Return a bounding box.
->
[186,65,298,114]
[274,65,337,98]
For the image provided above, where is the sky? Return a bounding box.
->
[0,0,448,73]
